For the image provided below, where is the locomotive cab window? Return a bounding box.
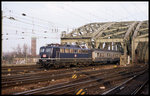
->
[46,48,52,52]
[40,48,45,52]
[45,48,53,57]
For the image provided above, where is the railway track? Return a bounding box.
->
[2,65,125,88]
[136,81,149,95]
[2,65,40,71]
[13,65,147,95]
[42,67,148,95]
[2,65,42,75]
[2,64,120,88]
[101,69,149,95]
[1,64,114,76]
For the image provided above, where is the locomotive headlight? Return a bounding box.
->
[43,54,46,57]
[74,54,77,58]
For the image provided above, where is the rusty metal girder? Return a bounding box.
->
[61,20,149,65]
[132,20,149,64]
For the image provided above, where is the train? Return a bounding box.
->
[37,44,122,68]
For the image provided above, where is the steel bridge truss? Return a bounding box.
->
[61,20,149,65]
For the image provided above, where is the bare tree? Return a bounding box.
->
[17,44,22,57]
[28,46,31,57]
[22,43,28,57]
[12,47,17,57]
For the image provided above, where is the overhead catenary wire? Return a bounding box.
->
[2,3,148,40]
[130,3,147,20]
[120,3,138,21]
[3,22,59,34]
[3,21,74,33]
[65,4,111,22]
[64,3,139,23]
[2,28,60,38]
[3,8,75,28]
[3,33,60,40]
[3,16,63,39]
[54,4,93,24]
[3,12,76,35]
[3,15,54,30]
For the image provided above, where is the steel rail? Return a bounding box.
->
[131,79,149,95]
[101,69,148,95]
[13,67,146,95]
[45,68,147,95]
[2,66,126,88]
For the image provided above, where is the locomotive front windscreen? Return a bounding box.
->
[46,48,52,53]
[40,48,45,53]
[40,47,53,58]
[45,47,53,58]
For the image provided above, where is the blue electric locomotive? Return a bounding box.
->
[38,44,92,68]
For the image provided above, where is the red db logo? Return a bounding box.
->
[43,54,46,57]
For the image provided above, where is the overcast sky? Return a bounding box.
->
[2,1,148,54]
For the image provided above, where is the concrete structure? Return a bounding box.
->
[31,37,36,56]
[61,20,149,65]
